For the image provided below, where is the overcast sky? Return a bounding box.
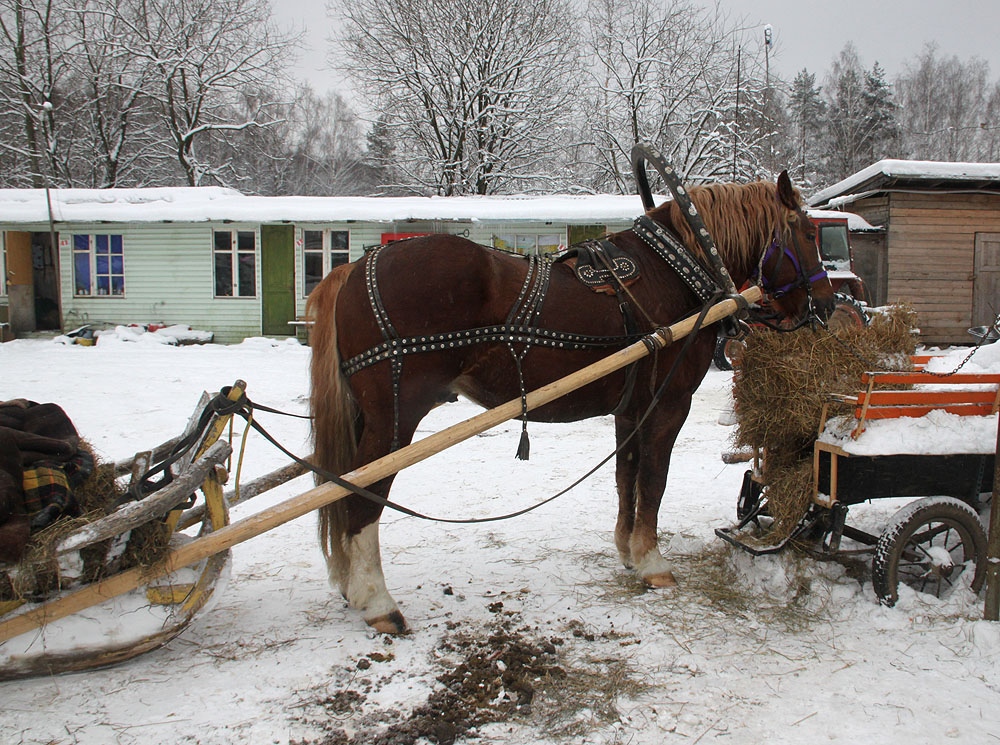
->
[271,0,1000,97]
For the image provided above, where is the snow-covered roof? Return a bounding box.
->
[0,187,657,225]
[808,159,1000,207]
[806,208,882,232]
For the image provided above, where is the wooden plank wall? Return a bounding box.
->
[849,192,1000,346]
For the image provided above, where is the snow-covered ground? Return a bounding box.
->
[1,336,998,745]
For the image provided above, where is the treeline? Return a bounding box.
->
[2,0,998,196]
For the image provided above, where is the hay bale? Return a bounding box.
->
[732,305,918,540]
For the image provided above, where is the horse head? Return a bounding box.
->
[655,170,835,327]
[752,171,836,325]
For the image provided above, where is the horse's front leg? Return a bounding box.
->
[613,414,640,569]
[628,399,693,588]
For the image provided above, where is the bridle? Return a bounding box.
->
[749,220,829,331]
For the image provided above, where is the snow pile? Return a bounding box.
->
[54,323,214,346]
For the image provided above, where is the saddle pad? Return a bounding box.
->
[563,240,640,295]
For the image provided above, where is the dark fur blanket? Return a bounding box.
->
[0,400,85,563]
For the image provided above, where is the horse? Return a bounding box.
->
[306,170,835,633]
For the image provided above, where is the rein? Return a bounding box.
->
[161,300,720,527]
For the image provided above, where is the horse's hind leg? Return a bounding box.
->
[335,428,409,634]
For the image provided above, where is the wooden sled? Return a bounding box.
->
[0,384,249,680]
[0,288,760,680]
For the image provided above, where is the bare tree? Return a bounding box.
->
[333,0,580,195]
[0,0,75,187]
[896,44,999,161]
[223,86,369,196]
[582,0,771,192]
[71,0,163,187]
[118,0,296,186]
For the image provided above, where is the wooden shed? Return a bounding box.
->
[809,160,1000,346]
[0,188,640,344]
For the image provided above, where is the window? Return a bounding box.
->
[818,224,851,271]
[494,232,564,256]
[214,230,256,297]
[73,234,124,296]
[303,229,350,296]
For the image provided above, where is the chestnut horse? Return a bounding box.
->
[307,171,834,632]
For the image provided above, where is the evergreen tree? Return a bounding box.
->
[787,69,826,186]
[822,44,901,181]
[862,62,900,163]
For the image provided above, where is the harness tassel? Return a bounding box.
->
[516,423,530,460]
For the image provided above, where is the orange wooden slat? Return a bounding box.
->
[855,403,995,420]
[861,372,1000,386]
[859,390,999,406]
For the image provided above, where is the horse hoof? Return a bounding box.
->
[367,610,408,635]
[642,571,678,588]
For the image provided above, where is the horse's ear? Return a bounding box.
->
[776,170,799,210]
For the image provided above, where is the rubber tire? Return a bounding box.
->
[713,335,744,371]
[872,497,987,607]
[830,292,869,329]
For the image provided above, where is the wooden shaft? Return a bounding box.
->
[0,287,759,644]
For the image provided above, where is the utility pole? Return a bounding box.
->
[733,46,740,181]
[764,24,773,176]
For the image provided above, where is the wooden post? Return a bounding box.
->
[984,413,1000,621]
[0,288,760,644]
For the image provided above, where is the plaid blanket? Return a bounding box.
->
[22,451,94,529]
[0,400,86,562]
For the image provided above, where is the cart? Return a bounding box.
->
[717,363,998,606]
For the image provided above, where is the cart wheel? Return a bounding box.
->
[872,497,987,607]
[713,335,745,371]
[828,293,869,330]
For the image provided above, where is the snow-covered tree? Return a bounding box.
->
[581,0,772,192]
[115,0,296,187]
[823,44,899,180]
[0,0,75,187]
[333,0,580,195]
[786,69,826,186]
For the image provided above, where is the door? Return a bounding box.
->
[260,225,295,336]
[974,233,1000,327]
[4,231,35,333]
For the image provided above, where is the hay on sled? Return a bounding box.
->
[731,305,918,539]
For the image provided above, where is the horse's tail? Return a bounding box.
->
[307,262,358,589]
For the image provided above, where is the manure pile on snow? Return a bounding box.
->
[731,305,918,539]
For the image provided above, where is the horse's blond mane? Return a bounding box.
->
[651,180,801,273]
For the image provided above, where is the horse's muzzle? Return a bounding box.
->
[812,295,836,323]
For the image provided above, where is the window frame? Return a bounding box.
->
[213,228,257,298]
[72,233,125,298]
[301,228,350,297]
[493,230,566,256]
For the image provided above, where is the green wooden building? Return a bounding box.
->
[0,187,643,344]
